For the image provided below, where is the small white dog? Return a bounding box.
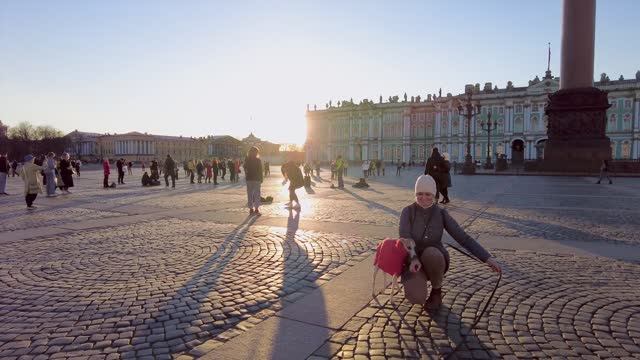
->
[372,237,422,303]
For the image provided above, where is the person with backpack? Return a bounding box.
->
[281,159,303,210]
[399,174,501,311]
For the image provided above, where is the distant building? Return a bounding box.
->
[207,135,244,159]
[66,131,266,163]
[241,132,280,158]
[306,70,640,162]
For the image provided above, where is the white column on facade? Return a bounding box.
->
[447,110,453,136]
[524,105,531,133]
[507,107,513,133]
[458,114,463,136]
[458,143,464,162]
[634,98,640,131]
[402,111,411,162]
[527,141,534,160]
[560,0,596,89]
[435,112,441,137]
[633,139,639,160]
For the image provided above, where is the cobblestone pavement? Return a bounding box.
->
[1,168,640,359]
[314,249,640,359]
[0,218,376,359]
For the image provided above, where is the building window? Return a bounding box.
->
[610,99,617,108]
[625,100,632,109]
[623,113,632,130]
[499,107,504,115]
[515,105,523,114]
[622,141,631,159]
[532,104,538,113]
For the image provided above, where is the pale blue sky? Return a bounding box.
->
[1,0,638,144]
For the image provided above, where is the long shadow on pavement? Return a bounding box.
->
[139,214,259,356]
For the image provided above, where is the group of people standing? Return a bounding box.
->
[0,152,78,208]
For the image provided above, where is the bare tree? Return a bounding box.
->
[8,121,35,141]
[34,125,64,140]
[0,120,7,138]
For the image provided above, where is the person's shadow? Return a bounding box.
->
[244,208,330,359]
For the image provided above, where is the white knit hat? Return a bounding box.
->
[415,175,437,195]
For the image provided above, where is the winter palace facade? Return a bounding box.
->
[305,71,640,164]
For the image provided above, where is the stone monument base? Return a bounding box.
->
[540,87,611,173]
[539,138,611,172]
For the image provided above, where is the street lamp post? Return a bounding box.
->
[480,112,497,169]
[457,89,480,175]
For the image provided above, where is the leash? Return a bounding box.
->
[441,242,502,360]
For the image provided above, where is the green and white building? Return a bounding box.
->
[305,71,640,163]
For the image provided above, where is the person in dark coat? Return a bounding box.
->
[440,152,452,204]
[243,146,264,215]
[116,158,125,184]
[163,155,176,188]
[212,158,219,185]
[424,148,445,201]
[281,159,303,210]
[59,152,75,193]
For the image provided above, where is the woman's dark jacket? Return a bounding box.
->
[244,157,263,182]
[399,203,490,272]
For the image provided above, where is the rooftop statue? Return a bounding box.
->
[415,95,421,102]
[404,93,408,102]
[379,95,383,104]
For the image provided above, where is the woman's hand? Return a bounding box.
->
[485,257,502,273]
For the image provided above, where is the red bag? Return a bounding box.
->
[374,238,408,276]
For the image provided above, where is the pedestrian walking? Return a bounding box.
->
[0,153,10,195]
[596,159,613,184]
[59,153,75,194]
[196,160,204,183]
[281,158,303,210]
[335,155,345,189]
[244,146,263,215]
[425,148,445,201]
[127,161,133,175]
[19,154,44,209]
[440,152,452,204]
[103,158,111,188]
[400,174,501,310]
[396,160,402,176]
[163,154,176,188]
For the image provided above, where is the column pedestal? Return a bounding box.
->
[540,87,611,172]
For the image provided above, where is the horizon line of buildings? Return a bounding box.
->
[66,131,281,163]
[305,70,640,163]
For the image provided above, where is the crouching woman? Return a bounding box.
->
[400,175,501,311]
